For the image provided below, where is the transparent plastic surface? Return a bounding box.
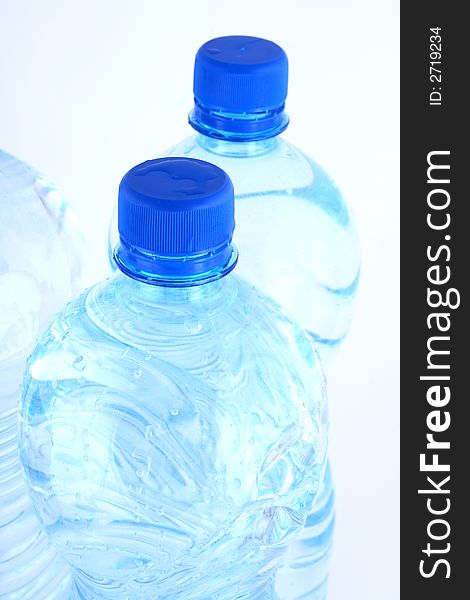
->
[107,135,345,598]
[0,150,84,598]
[275,462,334,600]
[109,135,360,363]
[20,269,328,600]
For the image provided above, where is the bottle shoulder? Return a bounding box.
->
[164,135,314,182]
[0,151,85,368]
[163,135,353,228]
[27,273,321,380]
[0,151,84,264]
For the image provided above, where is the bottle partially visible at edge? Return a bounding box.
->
[0,150,85,598]
[21,157,329,599]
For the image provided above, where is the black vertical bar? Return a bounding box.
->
[401,3,467,598]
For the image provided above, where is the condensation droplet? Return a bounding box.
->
[170,408,179,416]
[144,352,152,361]
[73,356,87,372]
[185,321,202,335]
[133,368,143,379]
[145,425,153,440]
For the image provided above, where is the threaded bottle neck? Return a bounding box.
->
[189,101,289,142]
[114,240,238,288]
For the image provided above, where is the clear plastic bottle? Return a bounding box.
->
[0,150,84,598]
[108,36,360,363]
[106,36,340,599]
[20,158,329,599]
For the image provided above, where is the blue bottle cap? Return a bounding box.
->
[115,158,238,285]
[189,36,289,140]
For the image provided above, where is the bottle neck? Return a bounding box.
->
[189,100,289,143]
[114,240,238,288]
[195,133,279,158]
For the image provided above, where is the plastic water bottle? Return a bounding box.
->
[106,36,342,598]
[108,35,360,364]
[19,157,329,600]
[0,150,84,598]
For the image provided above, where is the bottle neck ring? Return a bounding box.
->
[114,239,238,288]
[189,100,289,142]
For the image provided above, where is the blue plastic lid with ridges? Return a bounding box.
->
[115,158,237,284]
[189,36,289,140]
[193,36,288,112]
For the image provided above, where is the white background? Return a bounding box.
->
[0,1,400,598]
